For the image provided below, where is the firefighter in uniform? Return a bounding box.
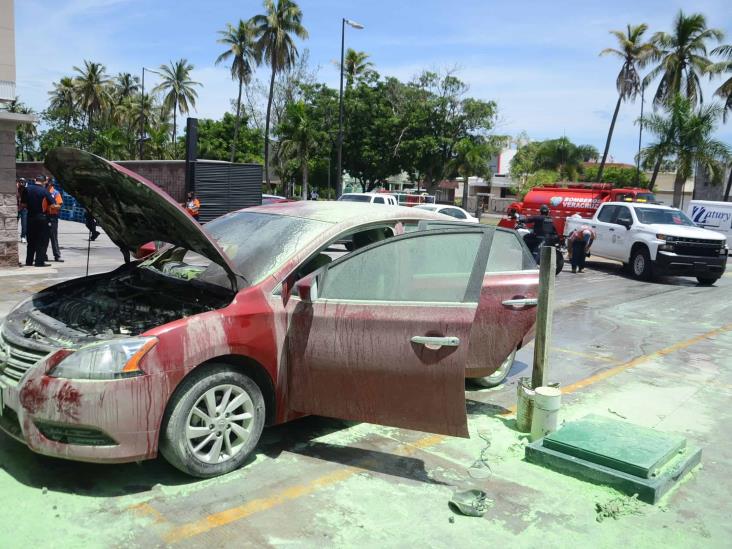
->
[22,176,56,267]
[185,191,201,222]
[44,179,64,262]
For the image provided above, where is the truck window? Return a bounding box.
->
[373,196,385,204]
[615,206,633,225]
[597,205,618,223]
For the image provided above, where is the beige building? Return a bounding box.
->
[648,172,694,209]
[1,0,35,266]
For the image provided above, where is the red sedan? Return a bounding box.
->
[0,149,538,477]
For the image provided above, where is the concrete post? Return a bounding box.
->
[531,245,556,389]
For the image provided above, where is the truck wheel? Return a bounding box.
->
[630,247,653,280]
[555,249,564,275]
[696,276,720,286]
[160,365,266,478]
[471,349,516,388]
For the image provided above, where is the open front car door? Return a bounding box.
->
[287,228,493,437]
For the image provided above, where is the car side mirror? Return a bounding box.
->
[619,219,632,229]
[294,272,319,303]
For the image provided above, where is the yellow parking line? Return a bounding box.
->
[160,321,732,544]
[551,347,616,363]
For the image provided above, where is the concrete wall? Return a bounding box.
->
[17,160,187,202]
[0,121,18,266]
[0,0,15,102]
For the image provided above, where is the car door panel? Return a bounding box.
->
[286,229,491,437]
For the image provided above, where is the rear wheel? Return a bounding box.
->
[696,276,720,286]
[160,365,266,478]
[471,349,517,388]
[630,247,653,280]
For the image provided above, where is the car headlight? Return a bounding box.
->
[655,234,676,241]
[48,337,158,380]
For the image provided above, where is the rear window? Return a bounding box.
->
[486,230,536,272]
[338,195,372,203]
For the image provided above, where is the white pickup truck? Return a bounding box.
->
[564,202,728,285]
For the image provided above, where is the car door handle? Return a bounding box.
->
[410,336,460,349]
[502,298,538,309]
[609,228,615,232]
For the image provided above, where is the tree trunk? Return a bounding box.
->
[172,100,177,159]
[461,174,469,208]
[672,169,685,208]
[648,155,662,191]
[264,65,277,186]
[230,75,244,164]
[301,154,308,200]
[597,94,623,183]
[724,164,732,202]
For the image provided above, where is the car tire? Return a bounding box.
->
[630,247,653,280]
[160,364,266,478]
[696,276,720,286]
[471,348,517,388]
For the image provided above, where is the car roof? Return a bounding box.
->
[245,200,442,226]
[341,192,395,197]
[603,201,674,210]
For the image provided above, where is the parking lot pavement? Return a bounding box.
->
[0,250,730,547]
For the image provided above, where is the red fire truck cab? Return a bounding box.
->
[498,183,656,236]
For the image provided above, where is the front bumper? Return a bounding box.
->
[0,365,169,464]
[655,251,728,277]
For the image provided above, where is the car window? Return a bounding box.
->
[443,208,466,219]
[319,232,484,303]
[486,230,536,272]
[635,207,695,226]
[615,206,632,225]
[373,196,385,204]
[338,195,371,203]
[597,205,618,223]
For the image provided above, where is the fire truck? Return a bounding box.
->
[498,183,656,236]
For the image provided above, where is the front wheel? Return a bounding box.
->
[471,349,517,388]
[696,276,720,286]
[630,247,653,280]
[160,365,266,478]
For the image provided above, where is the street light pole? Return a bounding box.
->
[635,82,645,187]
[336,18,364,198]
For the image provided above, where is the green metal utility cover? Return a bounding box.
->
[543,414,686,478]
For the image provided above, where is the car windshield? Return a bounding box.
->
[339,195,372,203]
[635,208,694,226]
[152,212,330,288]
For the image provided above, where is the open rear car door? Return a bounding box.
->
[287,228,493,437]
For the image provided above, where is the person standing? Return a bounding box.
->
[22,175,56,267]
[310,188,319,201]
[567,225,596,274]
[43,178,64,262]
[16,178,28,243]
[185,191,201,221]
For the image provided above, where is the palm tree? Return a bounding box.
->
[153,59,202,156]
[278,101,320,199]
[251,0,309,185]
[451,138,492,208]
[216,20,260,163]
[73,60,111,133]
[709,44,732,199]
[114,72,140,100]
[48,76,77,131]
[4,99,36,160]
[642,94,730,206]
[597,24,655,182]
[344,48,374,86]
[644,11,723,189]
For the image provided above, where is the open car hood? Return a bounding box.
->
[45,148,239,290]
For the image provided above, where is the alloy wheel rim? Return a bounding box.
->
[485,349,516,382]
[634,254,645,275]
[186,384,254,464]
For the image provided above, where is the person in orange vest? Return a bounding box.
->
[43,178,64,262]
[185,191,201,222]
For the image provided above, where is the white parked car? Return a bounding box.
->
[338,192,398,206]
[564,202,728,285]
[413,204,479,223]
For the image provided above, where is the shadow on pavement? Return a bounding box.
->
[582,260,697,287]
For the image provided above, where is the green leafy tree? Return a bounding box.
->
[598,24,655,182]
[251,0,309,185]
[510,169,560,199]
[581,165,649,187]
[645,11,724,188]
[153,59,202,156]
[642,94,730,206]
[277,100,323,198]
[451,137,495,207]
[343,48,374,86]
[114,72,140,101]
[3,99,37,160]
[195,113,264,164]
[534,138,596,180]
[216,20,260,163]
[48,76,77,132]
[709,44,732,198]
[73,60,111,134]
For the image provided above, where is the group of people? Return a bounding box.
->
[512,204,597,274]
[16,175,64,267]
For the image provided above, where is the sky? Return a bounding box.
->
[14,0,732,164]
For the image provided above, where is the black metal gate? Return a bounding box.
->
[192,161,262,223]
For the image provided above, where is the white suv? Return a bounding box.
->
[338,192,398,206]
